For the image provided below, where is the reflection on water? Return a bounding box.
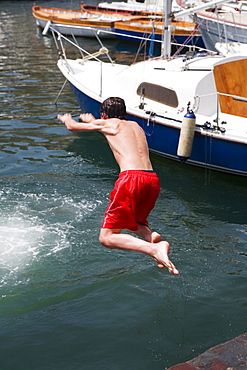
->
[0,1,246,369]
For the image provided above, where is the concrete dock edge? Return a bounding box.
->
[168,333,247,369]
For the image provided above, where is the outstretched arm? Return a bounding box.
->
[57,113,105,132]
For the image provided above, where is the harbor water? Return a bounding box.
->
[0,1,246,369]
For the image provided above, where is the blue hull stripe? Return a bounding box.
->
[70,83,247,177]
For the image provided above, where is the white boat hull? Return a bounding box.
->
[36,19,116,39]
[56,53,247,176]
[197,13,247,51]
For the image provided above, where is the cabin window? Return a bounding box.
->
[137,82,178,108]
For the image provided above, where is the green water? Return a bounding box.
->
[0,1,246,369]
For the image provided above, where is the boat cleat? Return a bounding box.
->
[196,121,227,133]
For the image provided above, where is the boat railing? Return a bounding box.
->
[197,89,247,102]
[194,89,247,125]
[50,27,115,67]
[50,26,206,67]
[210,5,247,45]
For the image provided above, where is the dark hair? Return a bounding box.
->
[100,97,126,120]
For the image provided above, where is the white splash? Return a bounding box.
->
[0,213,46,285]
[0,189,99,287]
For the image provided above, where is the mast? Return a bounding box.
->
[162,0,172,59]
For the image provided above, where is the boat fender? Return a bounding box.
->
[42,20,52,36]
[177,106,196,162]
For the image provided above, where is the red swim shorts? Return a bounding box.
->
[102,170,160,231]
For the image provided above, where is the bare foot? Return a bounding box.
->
[151,231,161,243]
[153,241,179,275]
[151,232,163,269]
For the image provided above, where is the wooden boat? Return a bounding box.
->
[113,17,204,47]
[32,4,139,38]
[32,3,201,45]
[50,0,247,177]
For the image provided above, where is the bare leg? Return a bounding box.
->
[132,224,167,269]
[131,223,153,241]
[151,231,161,243]
[131,223,161,243]
[99,228,179,275]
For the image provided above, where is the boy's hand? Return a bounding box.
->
[79,113,95,123]
[57,113,72,124]
[57,113,76,131]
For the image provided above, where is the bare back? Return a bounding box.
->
[101,118,153,172]
[57,112,153,172]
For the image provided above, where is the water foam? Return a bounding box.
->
[0,187,99,287]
